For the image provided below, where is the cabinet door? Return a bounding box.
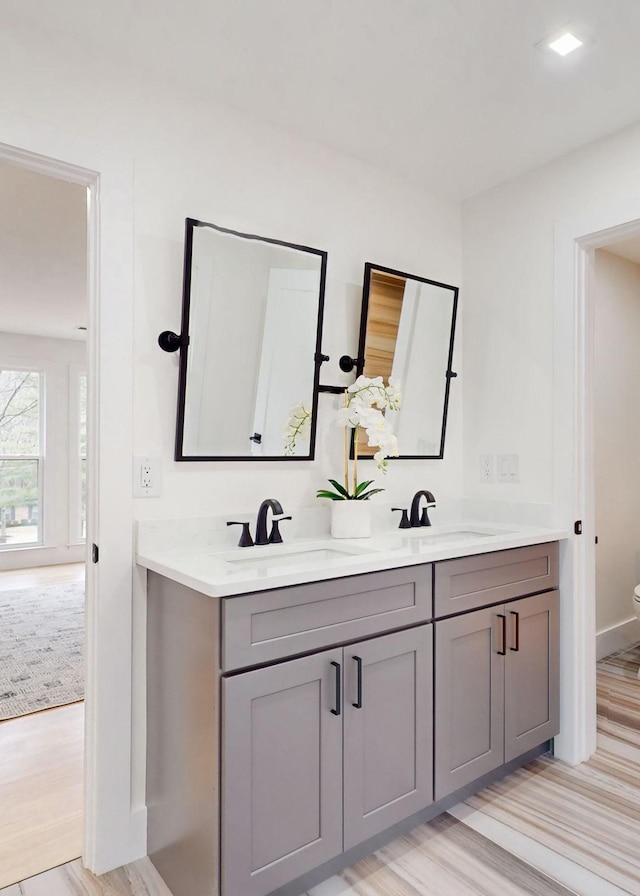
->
[434,607,505,800]
[504,590,560,762]
[221,649,343,896]
[343,626,433,850]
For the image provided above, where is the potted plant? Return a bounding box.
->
[317,376,401,537]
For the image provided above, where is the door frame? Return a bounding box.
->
[0,127,140,871]
[553,197,640,765]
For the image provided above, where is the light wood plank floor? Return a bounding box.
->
[0,703,84,889]
[0,563,85,889]
[0,562,85,592]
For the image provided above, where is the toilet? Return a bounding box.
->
[634,585,640,621]
[633,588,640,679]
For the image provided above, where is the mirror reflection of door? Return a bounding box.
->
[252,268,320,456]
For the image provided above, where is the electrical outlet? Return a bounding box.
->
[140,460,152,489]
[479,454,495,483]
[133,456,161,497]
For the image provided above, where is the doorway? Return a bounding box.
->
[0,131,137,877]
[0,161,88,887]
[553,203,640,766]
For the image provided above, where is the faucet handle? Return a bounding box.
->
[269,516,292,544]
[227,520,254,547]
[391,508,411,529]
[420,504,436,527]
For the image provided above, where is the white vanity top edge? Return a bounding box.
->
[136,523,568,598]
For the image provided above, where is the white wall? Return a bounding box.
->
[593,250,640,634]
[0,20,463,515]
[462,121,640,503]
[0,333,86,570]
[0,17,463,866]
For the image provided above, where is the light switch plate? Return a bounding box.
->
[497,454,519,483]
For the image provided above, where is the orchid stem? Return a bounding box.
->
[353,425,358,496]
[343,389,349,494]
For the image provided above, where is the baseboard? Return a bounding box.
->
[596,617,640,660]
[0,544,86,571]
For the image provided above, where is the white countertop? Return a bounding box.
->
[136,521,568,598]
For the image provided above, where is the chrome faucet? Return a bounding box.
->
[255,498,292,546]
[409,490,436,527]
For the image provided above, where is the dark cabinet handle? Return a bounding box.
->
[330,661,341,716]
[496,614,506,655]
[352,656,363,709]
[510,611,520,652]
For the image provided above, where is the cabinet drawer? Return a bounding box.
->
[434,542,558,618]
[221,566,432,671]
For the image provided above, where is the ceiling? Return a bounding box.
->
[6,0,640,199]
[603,236,640,266]
[3,2,640,341]
[0,163,87,341]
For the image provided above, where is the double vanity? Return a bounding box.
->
[139,518,565,896]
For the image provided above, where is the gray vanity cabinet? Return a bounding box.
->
[146,543,560,896]
[434,606,504,798]
[434,589,559,800]
[221,649,344,896]
[221,625,432,896]
[342,625,433,850]
[504,590,560,762]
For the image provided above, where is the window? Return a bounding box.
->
[0,368,43,548]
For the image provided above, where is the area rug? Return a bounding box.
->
[0,581,84,720]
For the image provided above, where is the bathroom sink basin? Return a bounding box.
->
[398,525,513,545]
[223,542,374,573]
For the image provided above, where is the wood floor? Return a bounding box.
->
[3,635,639,896]
[0,562,85,593]
[0,564,85,889]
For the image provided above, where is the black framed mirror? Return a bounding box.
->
[354,263,458,460]
[173,218,328,461]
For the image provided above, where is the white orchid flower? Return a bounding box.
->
[283,401,312,455]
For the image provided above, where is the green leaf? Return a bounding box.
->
[356,488,385,501]
[327,479,351,499]
[354,480,374,496]
[316,489,345,500]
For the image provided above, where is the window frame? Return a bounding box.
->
[0,364,45,550]
[68,365,87,545]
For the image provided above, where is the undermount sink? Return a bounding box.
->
[224,542,374,573]
[398,525,513,544]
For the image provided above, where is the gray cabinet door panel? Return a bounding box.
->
[434,542,559,617]
[221,649,343,896]
[504,590,560,762]
[222,566,432,671]
[343,626,433,850]
[434,608,504,800]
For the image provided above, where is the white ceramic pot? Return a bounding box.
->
[330,500,372,539]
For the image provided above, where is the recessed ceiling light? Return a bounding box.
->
[548,31,583,56]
